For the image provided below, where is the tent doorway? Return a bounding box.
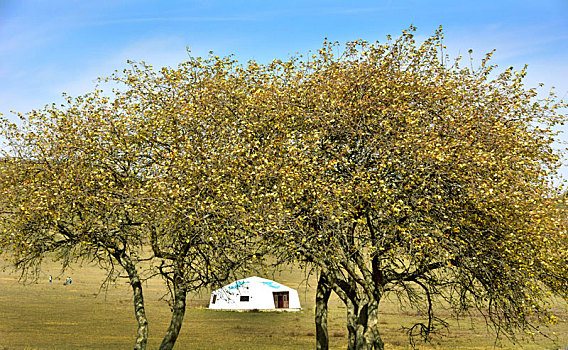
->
[273,291,289,308]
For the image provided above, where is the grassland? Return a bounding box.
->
[1,260,568,349]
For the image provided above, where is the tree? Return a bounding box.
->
[2,26,567,350]
[0,54,269,349]
[110,57,272,349]
[262,27,568,349]
[0,92,153,349]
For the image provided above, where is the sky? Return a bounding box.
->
[1,0,568,174]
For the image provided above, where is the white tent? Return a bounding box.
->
[208,276,301,311]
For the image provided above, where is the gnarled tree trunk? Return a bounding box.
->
[315,272,332,350]
[345,298,383,350]
[159,270,187,350]
[328,272,384,350]
[120,255,149,350]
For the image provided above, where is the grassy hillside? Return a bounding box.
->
[1,261,567,349]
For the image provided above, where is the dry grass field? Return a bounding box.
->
[1,260,568,349]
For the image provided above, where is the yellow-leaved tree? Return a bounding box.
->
[0,54,270,350]
[259,27,568,349]
[1,26,568,350]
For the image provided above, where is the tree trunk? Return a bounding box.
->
[159,271,187,350]
[315,272,332,350]
[121,256,149,350]
[345,299,383,350]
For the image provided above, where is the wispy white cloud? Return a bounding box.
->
[322,4,407,16]
[444,21,567,61]
[439,21,568,94]
[47,36,192,98]
[0,14,66,55]
[83,15,259,27]
[1,34,239,119]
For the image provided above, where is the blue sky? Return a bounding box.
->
[1,1,567,174]
[1,0,567,119]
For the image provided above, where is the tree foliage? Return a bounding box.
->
[0,90,154,348]
[0,55,267,349]
[1,27,568,350]
[258,27,568,349]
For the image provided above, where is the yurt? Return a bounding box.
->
[208,276,301,311]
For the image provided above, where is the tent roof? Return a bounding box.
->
[213,276,295,293]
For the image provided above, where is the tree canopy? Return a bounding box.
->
[253,28,568,349]
[0,55,268,349]
[1,27,568,350]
